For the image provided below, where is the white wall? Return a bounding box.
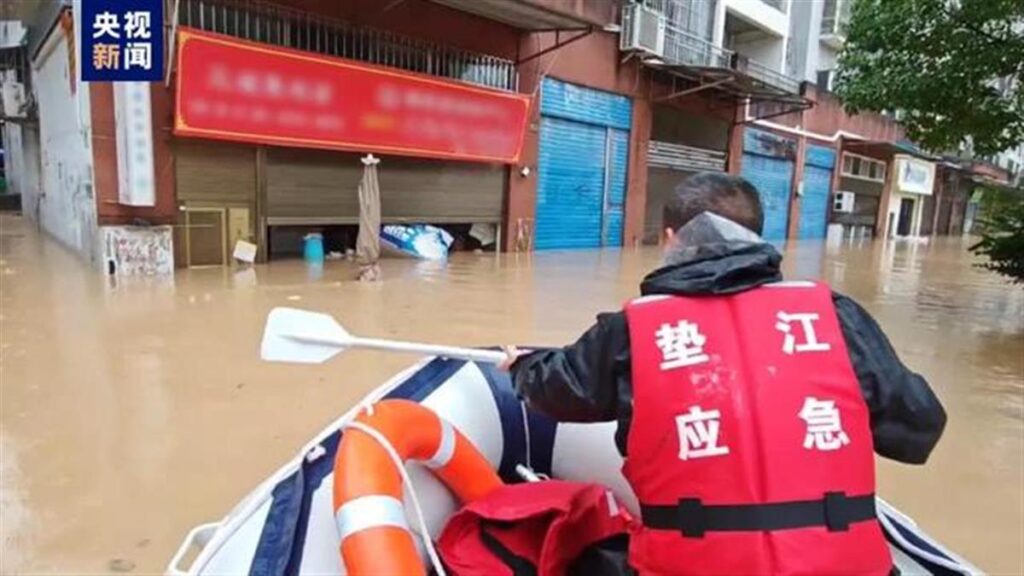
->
[731,32,785,69]
[33,24,97,259]
[723,0,789,38]
[817,43,838,72]
[2,122,42,218]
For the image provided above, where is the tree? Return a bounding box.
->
[970,187,1024,283]
[835,0,1024,156]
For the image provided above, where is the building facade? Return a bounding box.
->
[6,0,1006,275]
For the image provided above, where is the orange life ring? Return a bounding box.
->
[333,399,502,576]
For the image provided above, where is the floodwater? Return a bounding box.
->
[1,212,1021,574]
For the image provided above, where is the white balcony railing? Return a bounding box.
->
[663,23,732,69]
[734,54,801,94]
[626,1,800,95]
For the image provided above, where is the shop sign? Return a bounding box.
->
[174,28,530,164]
[895,155,935,195]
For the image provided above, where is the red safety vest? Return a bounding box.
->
[623,282,891,576]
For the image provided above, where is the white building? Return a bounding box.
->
[787,0,849,89]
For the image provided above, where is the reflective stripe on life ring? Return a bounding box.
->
[333,399,503,576]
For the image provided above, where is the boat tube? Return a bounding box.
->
[168,357,981,576]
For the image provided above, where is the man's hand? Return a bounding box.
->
[497,345,523,372]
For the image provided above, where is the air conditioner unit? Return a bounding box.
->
[620,3,666,58]
[833,191,855,213]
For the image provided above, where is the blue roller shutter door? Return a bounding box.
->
[799,145,837,240]
[741,129,796,241]
[535,78,632,250]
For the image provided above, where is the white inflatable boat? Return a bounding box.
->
[168,357,981,576]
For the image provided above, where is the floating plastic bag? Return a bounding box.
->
[380,224,454,260]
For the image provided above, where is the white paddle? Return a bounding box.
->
[260,307,508,365]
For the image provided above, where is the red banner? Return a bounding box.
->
[174,28,530,164]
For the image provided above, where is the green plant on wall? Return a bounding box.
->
[970,187,1024,283]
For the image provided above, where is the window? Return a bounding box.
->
[817,69,834,92]
[841,153,886,182]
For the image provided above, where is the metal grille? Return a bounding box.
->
[176,0,517,91]
[737,56,800,94]
[643,0,715,41]
[648,140,726,172]
[663,23,731,68]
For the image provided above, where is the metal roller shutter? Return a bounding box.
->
[644,141,726,244]
[798,145,836,240]
[266,148,362,224]
[535,78,632,250]
[536,117,606,249]
[379,160,504,223]
[741,129,796,241]
[266,149,503,225]
[175,141,256,204]
[174,141,257,267]
[648,140,727,172]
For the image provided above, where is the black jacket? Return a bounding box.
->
[510,242,946,464]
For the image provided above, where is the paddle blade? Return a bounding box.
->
[261,307,351,364]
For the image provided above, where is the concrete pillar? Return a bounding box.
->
[875,157,896,238]
[787,135,807,239]
[623,97,652,249]
[727,113,746,175]
[828,139,845,228]
[930,166,945,235]
[504,98,540,253]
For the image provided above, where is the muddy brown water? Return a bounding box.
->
[1,214,1021,574]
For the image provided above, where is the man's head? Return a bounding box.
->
[662,172,764,241]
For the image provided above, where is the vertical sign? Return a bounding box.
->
[114,82,155,206]
[82,0,163,81]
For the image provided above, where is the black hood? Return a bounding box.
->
[640,241,783,296]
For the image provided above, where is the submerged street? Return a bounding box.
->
[1,213,1021,574]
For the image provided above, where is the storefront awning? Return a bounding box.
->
[644,61,813,121]
[426,0,595,31]
[842,140,938,161]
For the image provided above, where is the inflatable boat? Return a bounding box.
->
[167,356,981,575]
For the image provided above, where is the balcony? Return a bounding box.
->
[663,22,731,69]
[820,0,850,49]
[732,53,800,95]
[176,0,518,92]
[620,1,808,119]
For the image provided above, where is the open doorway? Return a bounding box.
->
[897,197,915,236]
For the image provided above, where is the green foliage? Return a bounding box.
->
[970,187,1024,283]
[835,0,1024,156]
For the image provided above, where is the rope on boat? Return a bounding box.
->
[342,420,448,576]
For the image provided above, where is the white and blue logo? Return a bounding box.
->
[82,0,163,81]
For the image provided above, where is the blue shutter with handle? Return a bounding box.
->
[535,78,632,250]
[741,129,796,241]
[799,145,837,240]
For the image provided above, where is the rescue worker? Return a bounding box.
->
[501,172,946,575]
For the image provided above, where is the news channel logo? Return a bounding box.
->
[82,0,163,81]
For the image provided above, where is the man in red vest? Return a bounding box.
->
[502,172,946,575]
